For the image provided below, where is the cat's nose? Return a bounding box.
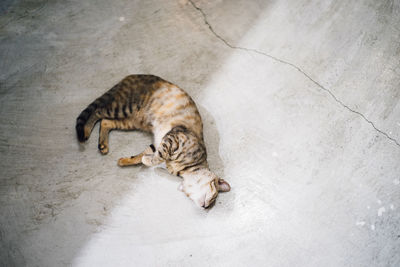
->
[202,198,213,209]
[198,194,207,208]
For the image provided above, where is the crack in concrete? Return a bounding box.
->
[188,0,400,148]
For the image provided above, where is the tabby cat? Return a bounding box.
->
[76,75,230,208]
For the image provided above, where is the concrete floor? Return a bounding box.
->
[1,0,400,266]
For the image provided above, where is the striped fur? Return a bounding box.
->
[76,75,230,208]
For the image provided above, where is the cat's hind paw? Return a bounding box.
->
[98,144,109,155]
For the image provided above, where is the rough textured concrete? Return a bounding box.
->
[1,0,399,266]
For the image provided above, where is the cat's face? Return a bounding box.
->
[180,170,230,208]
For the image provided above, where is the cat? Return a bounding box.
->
[76,74,230,208]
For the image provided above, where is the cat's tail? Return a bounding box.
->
[75,83,126,142]
[76,100,100,142]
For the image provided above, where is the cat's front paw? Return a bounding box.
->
[117,157,127,166]
[98,143,109,155]
[118,155,143,166]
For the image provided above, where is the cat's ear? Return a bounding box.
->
[217,179,231,192]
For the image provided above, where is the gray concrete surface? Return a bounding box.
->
[1,0,400,266]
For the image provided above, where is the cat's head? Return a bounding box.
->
[179,169,230,208]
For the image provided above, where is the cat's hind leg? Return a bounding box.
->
[98,118,134,154]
